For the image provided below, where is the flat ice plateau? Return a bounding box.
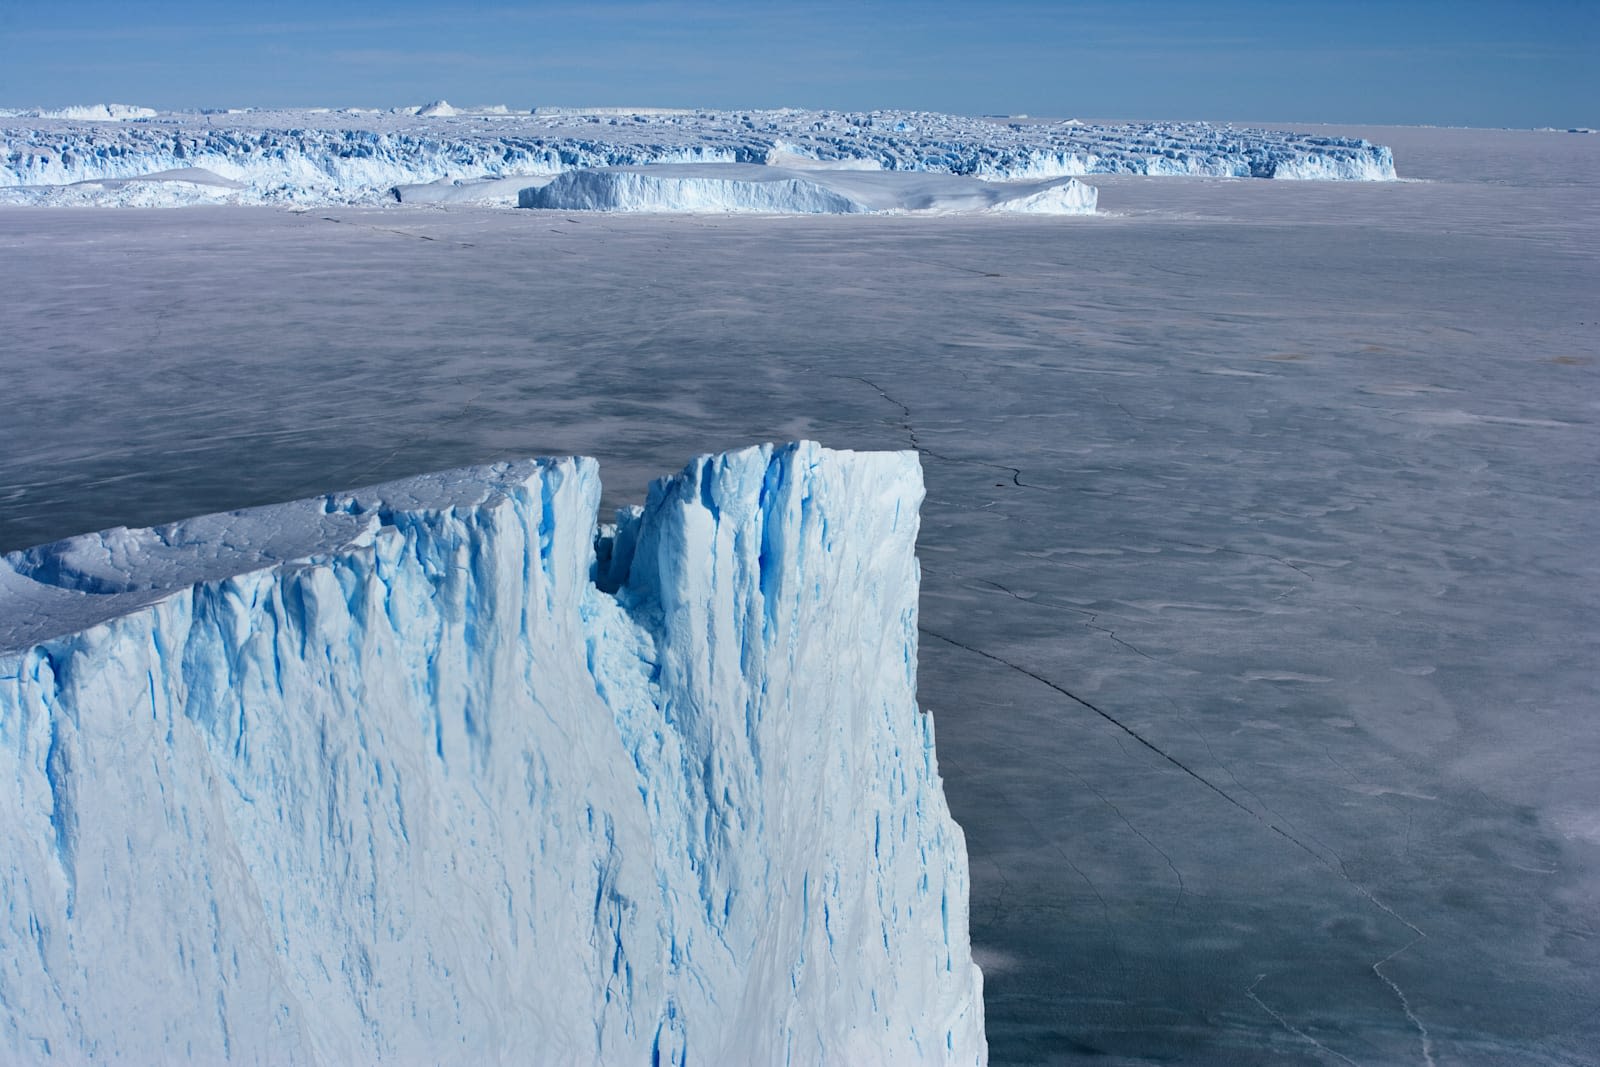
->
[0,104,1394,207]
[0,443,984,1064]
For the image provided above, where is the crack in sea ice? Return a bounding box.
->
[919,627,1251,813]
[922,626,1436,1063]
[840,375,1043,489]
[1246,973,1362,1066]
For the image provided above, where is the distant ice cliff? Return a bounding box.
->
[0,105,1396,207]
[518,164,1098,215]
[0,443,985,1064]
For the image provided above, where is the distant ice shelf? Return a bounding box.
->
[0,443,985,1064]
[0,103,157,122]
[0,104,1396,207]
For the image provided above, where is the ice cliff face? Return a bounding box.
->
[0,106,1396,206]
[522,167,866,214]
[0,443,984,1064]
[518,164,1097,215]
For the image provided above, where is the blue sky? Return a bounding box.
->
[0,1,1593,126]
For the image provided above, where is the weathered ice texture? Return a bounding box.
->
[0,442,984,1064]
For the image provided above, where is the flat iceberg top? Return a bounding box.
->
[0,105,1397,206]
[521,163,1098,214]
[0,458,559,654]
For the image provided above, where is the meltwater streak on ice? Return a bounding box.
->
[0,443,984,1064]
[0,105,1395,206]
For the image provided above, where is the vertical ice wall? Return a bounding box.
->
[0,442,984,1064]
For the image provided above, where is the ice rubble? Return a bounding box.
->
[519,164,1098,215]
[0,105,1396,206]
[0,443,985,1065]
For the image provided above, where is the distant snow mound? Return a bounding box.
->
[988,179,1099,214]
[522,164,1097,215]
[0,167,245,207]
[416,99,458,118]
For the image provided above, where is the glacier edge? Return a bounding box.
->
[0,442,984,1064]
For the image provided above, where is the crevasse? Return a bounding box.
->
[0,442,985,1064]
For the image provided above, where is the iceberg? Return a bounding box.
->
[414,100,459,118]
[520,164,1097,215]
[0,443,984,1064]
[521,166,863,214]
[1262,145,1398,180]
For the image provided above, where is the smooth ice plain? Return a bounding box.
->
[1,124,1597,1064]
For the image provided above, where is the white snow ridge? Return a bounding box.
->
[0,443,985,1064]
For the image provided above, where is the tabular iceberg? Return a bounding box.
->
[518,164,1097,215]
[0,443,984,1064]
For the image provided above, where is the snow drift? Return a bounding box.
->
[0,443,984,1064]
[519,164,1097,215]
[0,167,245,208]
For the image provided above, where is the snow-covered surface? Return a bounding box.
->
[0,443,984,1063]
[519,164,1097,215]
[0,105,1395,206]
